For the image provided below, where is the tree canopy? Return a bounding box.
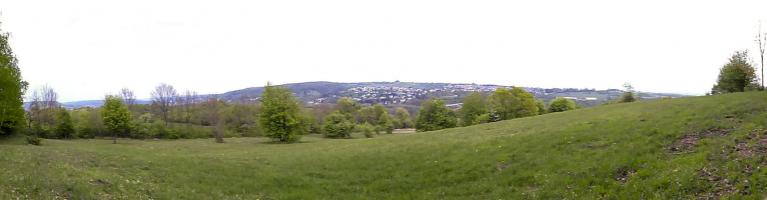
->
[415,98,457,132]
[460,92,488,126]
[712,50,760,94]
[0,25,27,135]
[488,87,539,122]
[259,84,305,142]
[102,95,132,144]
[548,97,578,113]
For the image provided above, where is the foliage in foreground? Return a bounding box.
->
[0,25,27,136]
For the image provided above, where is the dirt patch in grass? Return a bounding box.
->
[734,129,767,158]
[614,167,636,184]
[697,166,736,198]
[669,128,730,154]
[496,162,511,172]
[90,179,110,186]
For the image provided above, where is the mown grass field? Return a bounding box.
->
[2,92,767,199]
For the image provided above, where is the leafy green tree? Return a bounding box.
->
[0,25,28,135]
[359,104,388,125]
[548,97,578,113]
[223,103,260,136]
[712,50,760,94]
[301,111,321,135]
[535,100,546,115]
[509,87,539,117]
[102,95,132,144]
[358,123,375,138]
[54,109,75,139]
[377,112,394,134]
[259,84,305,142]
[394,107,413,128]
[459,92,488,126]
[488,87,539,121]
[322,111,355,138]
[336,97,360,116]
[415,99,457,132]
[358,106,377,124]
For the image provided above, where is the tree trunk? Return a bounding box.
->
[214,122,224,143]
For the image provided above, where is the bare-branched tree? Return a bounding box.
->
[151,83,177,126]
[120,88,136,110]
[757,22,766,90]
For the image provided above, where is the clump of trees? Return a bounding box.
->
[712,50,761,94]
[323,111,355,138]
[318,97,410,138]
[415,98,457,132]
[419,87,564,131]
[488,87,540,121]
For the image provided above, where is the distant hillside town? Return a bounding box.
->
[56,81,687,109]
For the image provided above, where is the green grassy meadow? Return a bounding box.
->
[3,92,767,199]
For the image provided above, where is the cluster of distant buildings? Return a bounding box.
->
[305,84,608,106]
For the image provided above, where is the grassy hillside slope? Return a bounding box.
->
[2,92,767,199]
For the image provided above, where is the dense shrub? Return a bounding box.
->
[26,135,41,145]
[415,98,457,132]
[323,111,355,138]
[548,97,578,113]
[358,123,375,138]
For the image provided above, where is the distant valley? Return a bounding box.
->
[57,81,687,109]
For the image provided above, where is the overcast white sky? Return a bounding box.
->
[3,0,767,101]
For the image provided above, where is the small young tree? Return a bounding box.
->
[712,50,760,94]
[204,97,225,143]
[535,100,546,115]
[415,98,457,132]
[54,109,75,139]
[459,92,488,126]
[358,123,375,138]
[259,84,305,143]
[322,111,355,138]
[756,22,766,90]
[120,88,136,111]
[548,97,578,113]
[620,83,637,103]
[377,112,394,134]
[151,83,177,126]
[102,95,132,144]
[394,107,413,128]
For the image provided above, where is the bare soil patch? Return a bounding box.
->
[669,128,730,153]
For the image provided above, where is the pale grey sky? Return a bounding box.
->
[3,0,767,101]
